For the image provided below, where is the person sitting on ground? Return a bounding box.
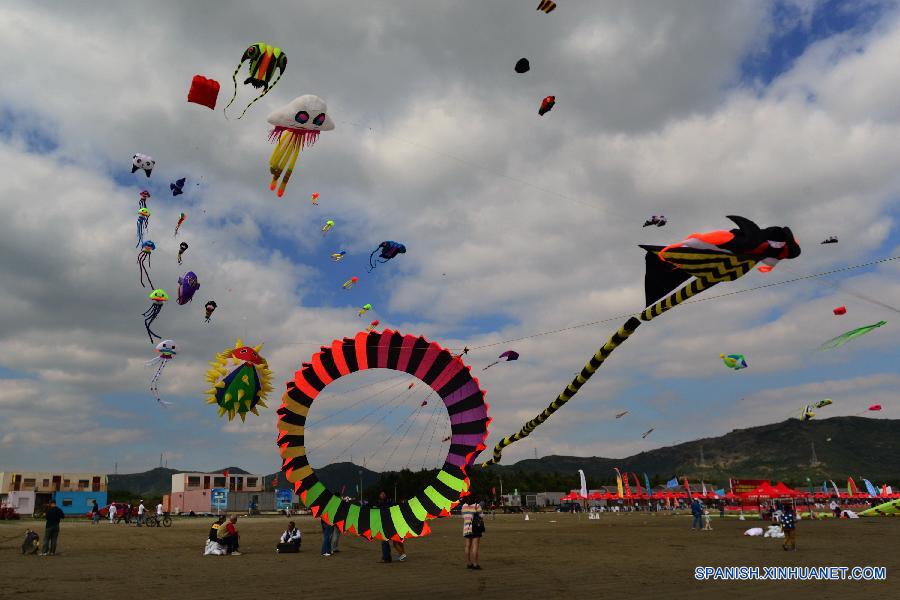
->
[205,516,227,556]
[217,515,241,555]
[21,529,40,555]
[277,521,302,553]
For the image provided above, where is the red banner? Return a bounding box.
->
[731,479,768,495]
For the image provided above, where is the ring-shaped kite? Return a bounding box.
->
[276,329,490,541]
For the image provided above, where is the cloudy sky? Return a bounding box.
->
[1,0,898,477]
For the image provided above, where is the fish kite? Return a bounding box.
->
[483,215,801,465]
[821,236,838,244]
[720,353,748,370]
[204,300,217,323]
[132,153,155,177]
[368,241,406,271]
[177,242,189,265]
[643,215,667,227]
[515,58,530,73]
[615,411,629,419]
[818,321,887,351]
[136,208,151,247]
[205,339,273,421]
[147,339,177,405]
[138,240,156,288]
[267,95,334,197]
[537,0,557,14]
[143,289,168,343]
[641,428,655,439]
[170,178,185,197]
[483,350,520,370]
[177,271,200,305]
[224,43,287,120]
[342,277,358,290]
[538,95,556,116]
[330,251,346,262]
[187,75,220,110]
[174,213,186,236]
[358,303,372,317]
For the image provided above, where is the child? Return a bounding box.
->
[702,509,713,531]
[21,530,40,555]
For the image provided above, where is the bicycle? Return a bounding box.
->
[144,513,172,527]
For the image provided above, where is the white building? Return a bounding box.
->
[171,471,264,494]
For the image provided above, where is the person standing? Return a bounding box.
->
[782,503,797,551]
[156,501,164,520]
[320,518,333,557]
[377,491,392,563]
[462,497,484,570]
[691,498,703,530]
[123,503,132,525]
[330,520,342,553]
[90,500,100,525]
[108,502,117,524]
[41,500,65,556]
[137,500,146,526]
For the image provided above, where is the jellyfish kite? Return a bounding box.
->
[342,276,358,290]
[224,43,287,120]
[330,251,346,261]
[177,242,188,265]
[358,303,372,317]
[483,350,520,370]
[720,353,748,370]
[143,289,168,343]
[177,271,200,305]
[174,212,186,237]
[136,208,151,247]
[138,240,156,288]
[147,339,177,405]
[321,219,335,235]
[138,190,150,209]
[204,339,273,421]
[266,95,334,197]
[311,192,319,205]
[204,300,217,323]
[365,319,379,332]
[368,241,406,271]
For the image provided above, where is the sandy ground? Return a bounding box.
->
[2,512,896,599]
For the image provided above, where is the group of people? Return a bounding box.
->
[205,515,242,555]
[89,499,162,525]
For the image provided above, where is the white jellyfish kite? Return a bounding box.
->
[266,94,334,197]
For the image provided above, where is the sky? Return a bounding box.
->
[1,0,898,477]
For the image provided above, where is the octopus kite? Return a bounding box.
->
[143,289,168,343]
[136,208,151,247]
[368,241,406,271]
[342,277,358,290]
[147,339,177,405]
[311,192,319,205]
[358,303,372,317]
[177,271,200,305]
[138,240,156,288]
[204,300,217,323]
[365,319,379,332]
[266,95,334,197]
[138,190,150,209]
[321,220,334,235]
[205,339,273,421]
[177,242,188,265]
[224,42,287,120]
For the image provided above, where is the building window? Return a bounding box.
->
[62,499,73,507]
[213,477,226,487]
[42,479,50,487]
[247,477,258,488]
[187,476,201,488]
[23,479,36,490]
[63,479,71,488]
[78,480,89,490]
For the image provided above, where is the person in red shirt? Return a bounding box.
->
[217,515,241,555]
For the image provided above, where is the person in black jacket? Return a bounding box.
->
[41,500,65,555]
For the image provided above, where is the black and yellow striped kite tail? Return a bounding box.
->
[235,70,284,121]
[482,246,759,467]
[222,63,243,120]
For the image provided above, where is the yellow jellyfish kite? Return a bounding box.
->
[267,95,334,197]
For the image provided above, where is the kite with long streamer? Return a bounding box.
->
[483,216,800,465]
[818,321,887,351]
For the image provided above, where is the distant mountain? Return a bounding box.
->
[209,466,251,475]
[108,467,178,497]
[262,462,381,495]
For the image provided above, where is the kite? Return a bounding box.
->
[275,329,489,540]
[720,354,748,370]
[368,241,406,271]
[311,192,320,205]
[615,411,629,419]
[177,242,188,265]
[331,251,346,261]
[641,428,654,439]
[170,178,185,197]
[482,350,519,370]
[137,240,156,288]
[818,321,887,351]
[538,95,556,116]
[342,277,359,290]
[143,289,168,343]
[174,213,186,237]
[814,399,833,409]
[358,303,372,317]
[204,300,217,323]
[537,0,557,13]
[868,404,882,411]
[365,320,379,332]
[821,236,838,244]
[138,190,150,209]
[132,153,155,177]
[224,43,287,120]
[321,219,335,235]
[801,406,815,420]
[515,58,530,73]
[442,436,452,443]
[136,208,151,247]
[177,271,200,305]
[643,215,667,227]
[147,339,177,405]
[187,75,220,110]
[482,215,801,465]
[267,95,334,197]
[833,306,847,316]
[205,339,273,421]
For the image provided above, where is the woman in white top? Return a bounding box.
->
[461,496,484,570]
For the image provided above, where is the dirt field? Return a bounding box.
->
[2,512,896,599]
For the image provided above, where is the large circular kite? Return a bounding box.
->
[276,330,490,541]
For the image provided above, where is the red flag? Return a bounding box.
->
[683,477,692,499]
[491,487,496,496]
[622,471,632,497]
[223,470,229,478]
